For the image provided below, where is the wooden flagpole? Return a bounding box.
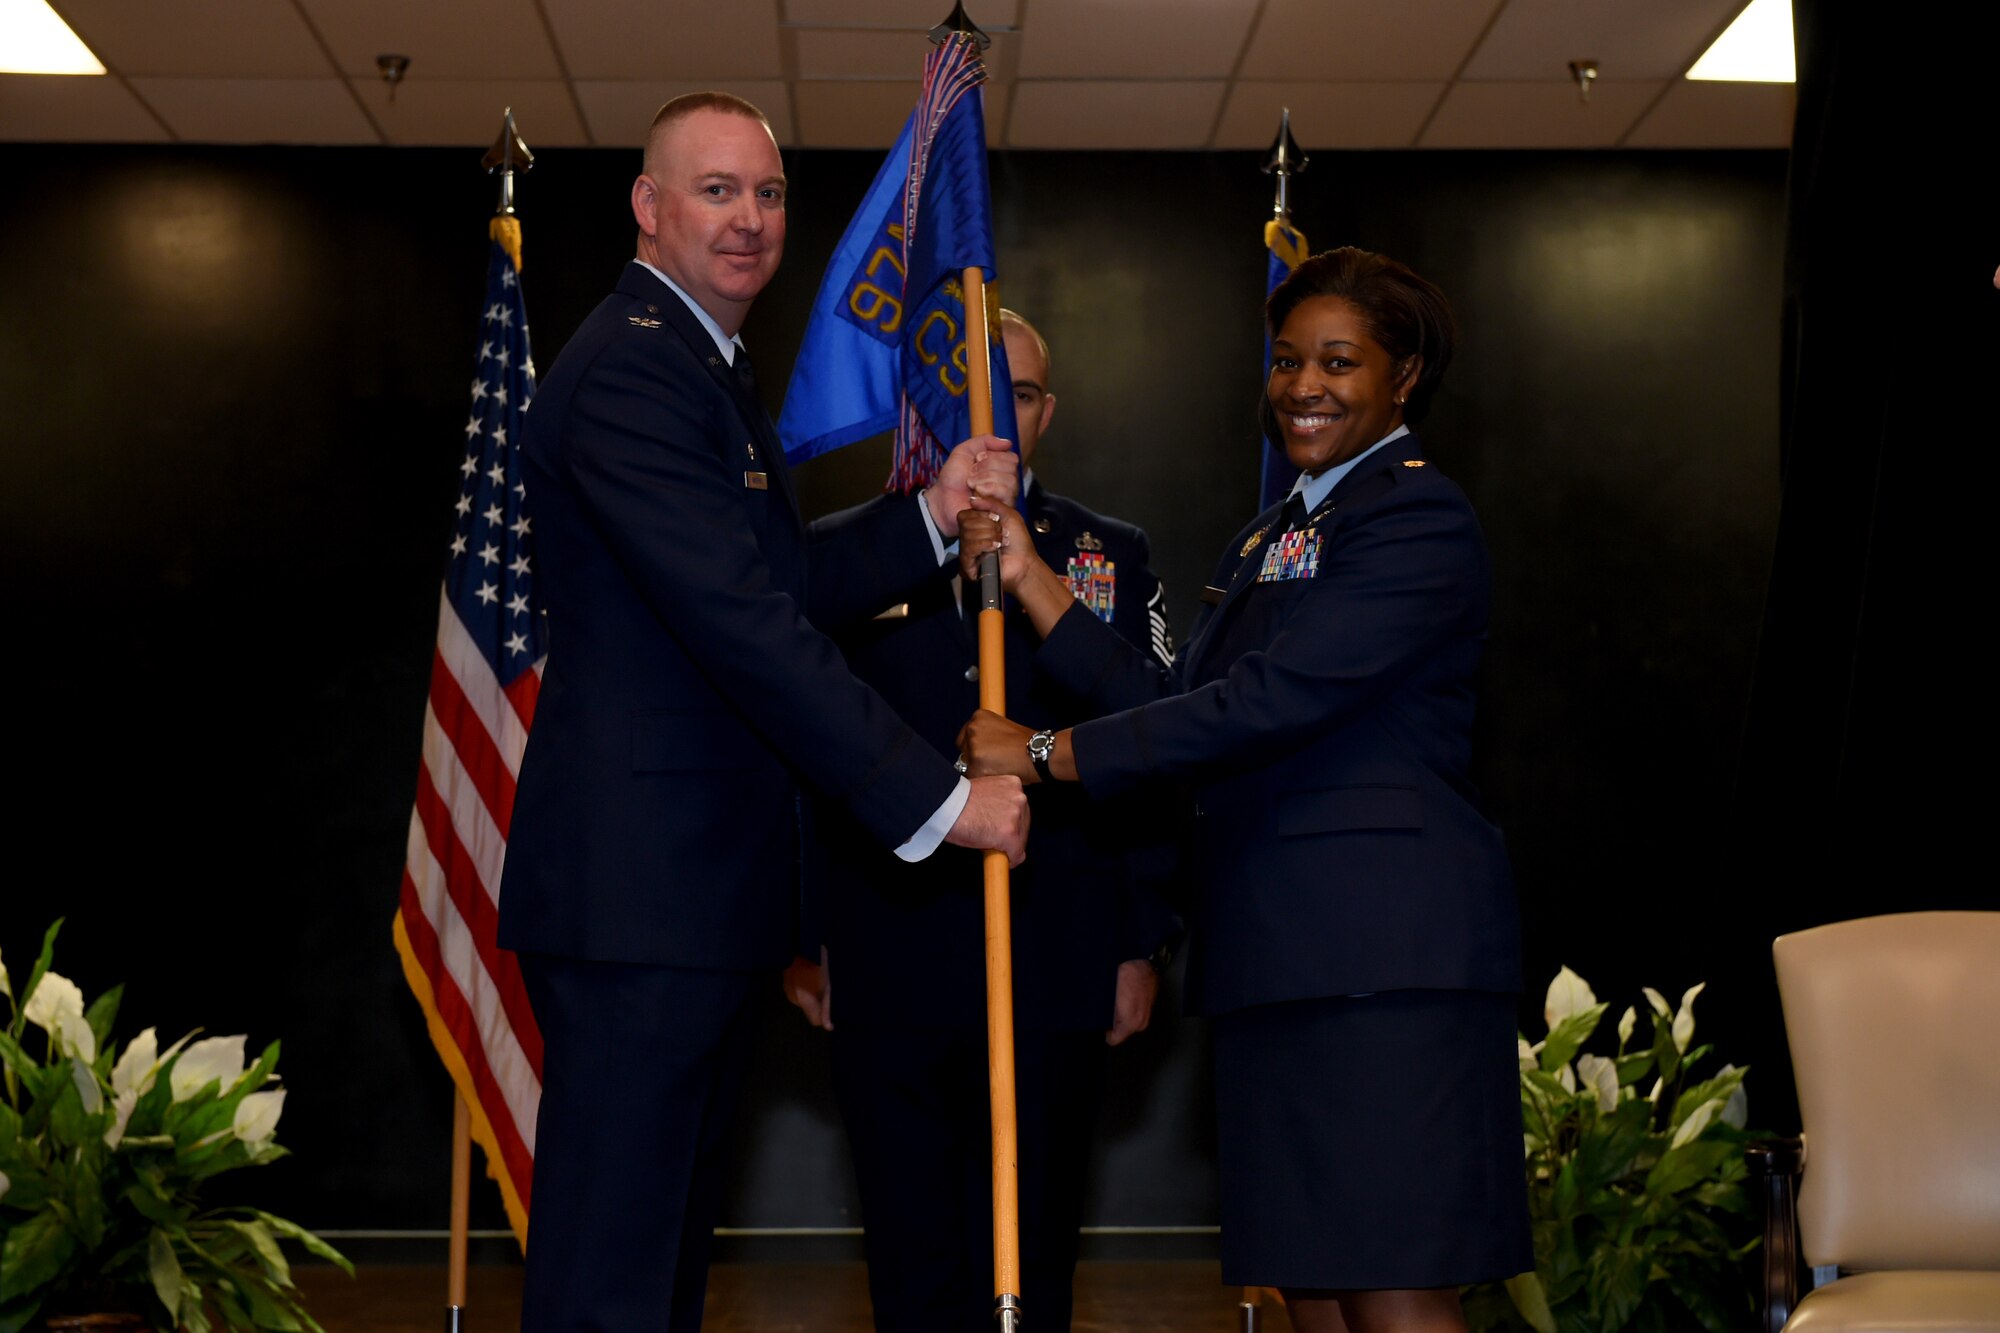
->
[448,1093,471,1331]
[960,262,1023,1332]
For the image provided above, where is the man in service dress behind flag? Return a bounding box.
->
[788,309,1184,1333]
[495,93,1029,1332]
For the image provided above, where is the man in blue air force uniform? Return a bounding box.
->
[495,93,1029,1332]
[785,311,1183,1333]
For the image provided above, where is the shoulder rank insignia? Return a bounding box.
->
[1074,530,1103,552]
[627,315,662,329]
[1403,459,1426,467]
[1032,516,1053,534]
[1066,552,1116,622]
[1240,527,1269,557]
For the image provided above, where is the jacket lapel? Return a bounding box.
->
[1186,497,1287,680]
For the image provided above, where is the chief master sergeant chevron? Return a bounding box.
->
[495,92,1030,1332]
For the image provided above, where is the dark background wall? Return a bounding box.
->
[2,139,1847,1246]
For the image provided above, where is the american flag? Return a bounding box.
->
[391,234,545,1243]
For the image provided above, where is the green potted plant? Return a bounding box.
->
[1464,967,1759,1333]
[0,921,350,1332]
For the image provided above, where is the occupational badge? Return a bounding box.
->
[1066,552,1117,622]
[1239,527,1269,557]
[1256,528,1322,582]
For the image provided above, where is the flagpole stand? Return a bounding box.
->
[1238,1286,1263,1332]
[447,1092,471,1330]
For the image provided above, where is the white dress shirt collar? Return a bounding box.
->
[1288,423,1412,514]
[634,260,743,366]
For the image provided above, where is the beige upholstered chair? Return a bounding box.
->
[1752,911,2000,1332]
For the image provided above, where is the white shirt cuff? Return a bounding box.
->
[895,776,970,862]
[916,491,959,565]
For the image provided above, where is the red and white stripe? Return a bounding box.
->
[396,588,544,1216]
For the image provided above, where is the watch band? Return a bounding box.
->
[1027,728,1055,783]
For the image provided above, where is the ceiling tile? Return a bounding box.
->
[1421,80,1664,147]
[132,77,379,143]
[1462,0,1747,81]
[348,77,588,146]
[796,27,1017,80]
[543,0,782,80]
[1017,0,1260,79]
[1623,79,1794,147]
[0,74,168,141]
[1213,81,1444,149]
[298,0,559,79]
[1005,81,1224,149]
[575,80,793,148]
[783,0,1020,27]
[53,0,330,77]
[1239,0,1499,81]
[792,80,912,147]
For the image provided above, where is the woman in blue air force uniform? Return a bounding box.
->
[959,248,1531,1332]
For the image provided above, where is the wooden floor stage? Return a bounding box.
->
[295,1261,1264,1331]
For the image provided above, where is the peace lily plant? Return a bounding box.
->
[0,921,349,1332]
[1463,966,1758,1333]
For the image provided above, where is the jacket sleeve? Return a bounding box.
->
[560,335,958,849]
[1071,488,1485,800]
[805,493,947,630]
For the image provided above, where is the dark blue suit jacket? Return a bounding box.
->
[1035,436,1521,1016]
[807,481,1183,1031]
[497,264,959,971]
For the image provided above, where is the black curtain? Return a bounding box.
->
[1730,0,2000,1121]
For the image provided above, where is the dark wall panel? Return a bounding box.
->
[2,141,1791,1237]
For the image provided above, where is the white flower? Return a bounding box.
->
[171,1035,247,1102]
[1641,986,1671,1018]
[71,1057,103,1115]
[1556,1062,1577,1093]
[0,945,10,999]
[25,972,95,1064]
[0,1168,9,1203]
[1517,1037,1539,1072]
[1576,1053,1620,1112]
[1616,1006,1637,1047]
[112,1027,159,1097]
[1672,982,1706,1054]
[1672,1098,1717,1148]
[1647,1077,1664,1105]
[105,1088,138,1150]
[233,1089,287,1150]
[1544,966,1597,1029]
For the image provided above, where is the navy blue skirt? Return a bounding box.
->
[1212,988,1534,1290]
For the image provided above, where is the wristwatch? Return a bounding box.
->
[1026,728,1056,783]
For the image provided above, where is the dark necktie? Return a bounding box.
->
[1277,491,1308,538]
[732,345,757,400]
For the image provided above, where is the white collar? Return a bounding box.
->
[1288,424,1411,514]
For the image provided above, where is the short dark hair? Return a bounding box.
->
[1259,246,1457,440]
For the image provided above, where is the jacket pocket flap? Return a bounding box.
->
[1277,785,1423,835]
[631,710,756,772]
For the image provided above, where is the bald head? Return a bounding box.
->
[998,309,1055,467]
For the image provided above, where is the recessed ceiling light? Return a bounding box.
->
[1687,0,1796,83]
[0,0,105,75]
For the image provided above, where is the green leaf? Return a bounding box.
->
[1504,1270,1559,1333]
[1590,1244,1650,1331]
[9,922,61,1044]
[223,1219,293,1288]
[247,1211,353,1276]
[0,1033,35,1086]
[1614,1053,1655,1086]
[0,1209,75,1303]
[148,1227,185,1320]
[0,1101,16,1156]
[44,1067,89,1149]
[1671,1068,1747,1131]
[83,984,123,1057]
[0,1294,44,1333]
[1572,1099,1652,1196]
[68,1151,106,1249]
[1646,1139,1736,1196]
[1541,1003,1609,1073]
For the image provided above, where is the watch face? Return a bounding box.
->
[1028,730,1055,760]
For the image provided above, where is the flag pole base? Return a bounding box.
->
[994,1292,1022,1330]
[1238,1297,1261,1332]
[446,1305,465,1332]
